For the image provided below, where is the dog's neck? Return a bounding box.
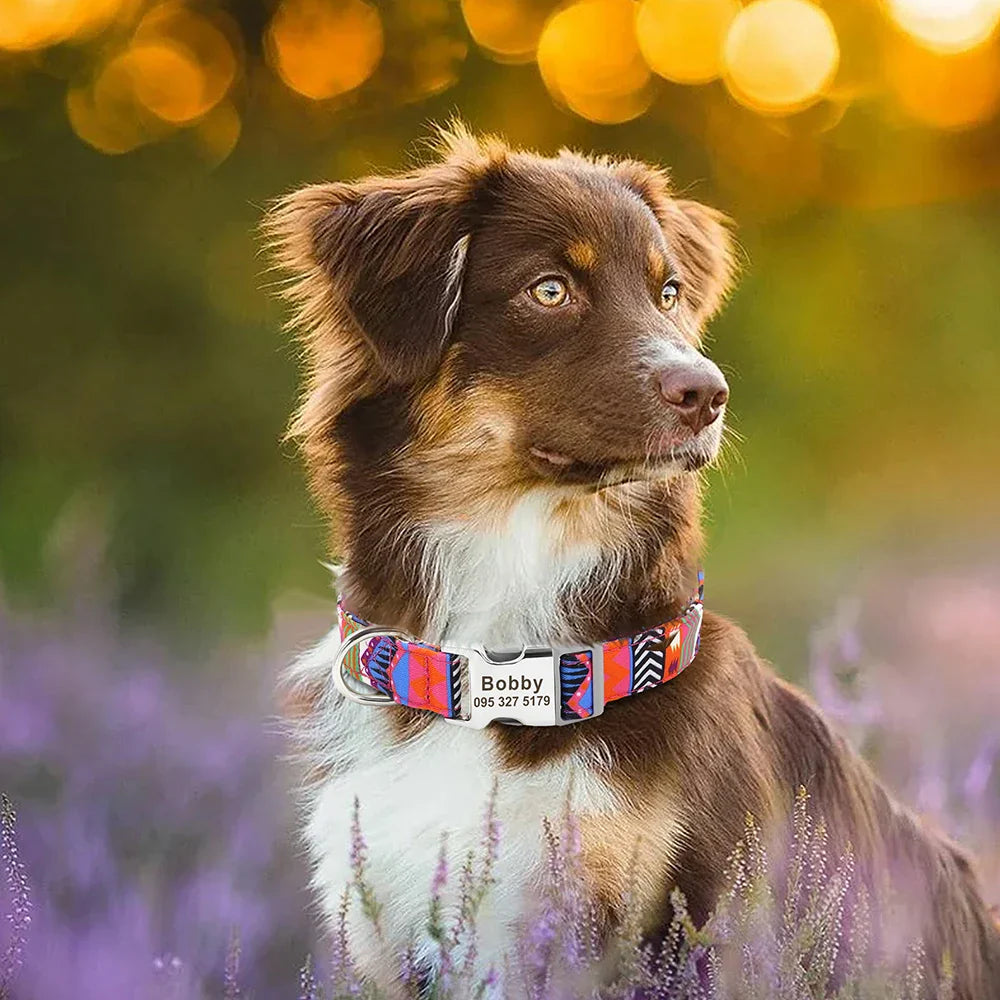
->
[338,476,704,648]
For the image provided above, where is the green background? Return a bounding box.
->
[2,28,999,671]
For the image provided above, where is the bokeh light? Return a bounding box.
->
[132,4,238,122]
[537,0,653,123]
[723,0,840,115]
[194,99,241,164]
[126,42,210,124]
[65,4,238,154]
[460,0,553,63]
[3,0,1000,152]
[0,0,125,51]
[886,0,1000,55]
[267,0,383,101]
[66,53,160,155]
[705,98,824,212]
[409,35,468,98]
[887,36,1000,129]
[637,0,740,85]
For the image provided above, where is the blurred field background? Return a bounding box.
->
[1,0,1000,995]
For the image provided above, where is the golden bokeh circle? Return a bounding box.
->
[537,0,653,123]
[637,0,741,85]
[461,0,552,63]
[0,0,125,51]
[133,5,238,120]
[126,42,208,124]
[195,100,242,164]
[66,88,141,155]
[885,0,1000,55]
[887,37,1000,129]
[267,0,383,100]
[723,0,840,115]
[67,52,164,155]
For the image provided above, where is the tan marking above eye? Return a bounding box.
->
[567,240,597,271]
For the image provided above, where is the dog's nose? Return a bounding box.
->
[658,364,729,433]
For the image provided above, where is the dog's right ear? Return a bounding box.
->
[267,136,506,384]
[612,159,738,328]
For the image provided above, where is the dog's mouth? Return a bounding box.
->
[528,436,717,484]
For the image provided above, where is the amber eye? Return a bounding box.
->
[661,279,680,311]
[530,277,569,307]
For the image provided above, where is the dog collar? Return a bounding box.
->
[331,572,704,728]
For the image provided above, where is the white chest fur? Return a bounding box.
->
[420,489,605,647]
[289,630,619,992]
[288,489,661,990]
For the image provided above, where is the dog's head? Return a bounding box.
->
[269,126,737,535]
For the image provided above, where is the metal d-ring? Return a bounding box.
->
[332,625,411,706]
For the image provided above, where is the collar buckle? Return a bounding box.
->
[443,644,605,729]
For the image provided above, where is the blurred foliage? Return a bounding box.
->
[1,0,999,658]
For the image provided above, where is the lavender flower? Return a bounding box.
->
[329,887,364,996]
[223,929,242,1000]
[0,587,314,997]
[1,568,997,998]
[350,798,382,935]
[0,794,31,1000]
[298,955,320,1000]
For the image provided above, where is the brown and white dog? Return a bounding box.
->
[269,126,1000,996]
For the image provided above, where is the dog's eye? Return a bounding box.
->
[661,280,680,311]
[530,277,569,307]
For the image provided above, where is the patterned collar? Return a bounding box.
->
[332,572,704,728]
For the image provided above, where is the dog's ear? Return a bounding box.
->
[270,176,469,384]
[664,199,737,325]
[268,133,506,383]
[614,161,738,326]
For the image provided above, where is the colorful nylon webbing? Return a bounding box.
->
[337,571,704,724]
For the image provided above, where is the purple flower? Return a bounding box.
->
[2,565,997,998]
[1,794,31,1000]
[0,589,316,997]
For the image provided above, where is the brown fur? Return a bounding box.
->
[267,125,1000,995]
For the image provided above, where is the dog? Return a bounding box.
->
[269,125,1000,996]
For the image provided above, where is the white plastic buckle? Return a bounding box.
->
[443,643,606,729]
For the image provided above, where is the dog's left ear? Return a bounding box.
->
[615,162,738,326]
